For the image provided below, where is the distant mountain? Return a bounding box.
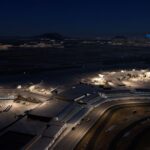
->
[35,33,64,41]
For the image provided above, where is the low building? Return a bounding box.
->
[0,130,35,150]
[76,93,101,105]
[27,99,70,122]
[27,137,53,150]
[8,117,46,136]
[68,107,91,124]
[56,84,100,102]
[27,121,67,150]
[43,121,66,139]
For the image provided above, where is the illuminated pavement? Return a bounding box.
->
[53,96,150,150]
[1,70,150,149]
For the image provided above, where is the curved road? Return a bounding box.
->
[108,116,150,150]
[76,103,150,150]
[53,96,150,150]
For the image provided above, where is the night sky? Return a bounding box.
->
[0,0,150,37]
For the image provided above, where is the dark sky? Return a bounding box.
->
[0,0,150,37]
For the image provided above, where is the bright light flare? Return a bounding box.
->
[88,69,150,88]
[91,75,106,85]
[28,85,54,95]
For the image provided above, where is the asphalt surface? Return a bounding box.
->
[53,96,150,150]
[81,104,150,150]
[128,127,150,150]
[0,89,50,101]
[1,89,150,150]
[108,116,150,150]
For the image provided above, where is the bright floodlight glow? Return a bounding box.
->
[28,85,53,95]
[88,69,150,88]
[91,77,106,85]
[145,72,150,78]
[98,74,104,78]
[91,74,106,85]
[17,85,22,89]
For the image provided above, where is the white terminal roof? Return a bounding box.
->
[43,121,66,138]
[8,117,46,136]
[57,84,100,101]
[28,137,53,150]
[28,99,70,120]
[78,93,100,103]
